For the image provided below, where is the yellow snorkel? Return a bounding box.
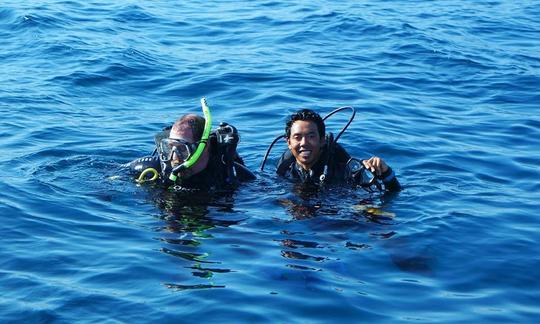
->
[168,97,212,182]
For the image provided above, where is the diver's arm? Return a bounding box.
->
[377,166,401,192]
[233,162,256,181]
[126,155,161,176]
[362,156,401,192]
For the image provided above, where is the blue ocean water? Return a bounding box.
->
[1,0,540,322]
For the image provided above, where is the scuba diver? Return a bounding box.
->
[127,98,255,190]
[261,108,401,192]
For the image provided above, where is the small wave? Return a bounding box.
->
[112,4,159,24]
[324,19,396,39]
[12,11,73,31]
[0,8,16,24]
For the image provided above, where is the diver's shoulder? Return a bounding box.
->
[126,155,160,174]
[234,162,256,181]
[332,142,351,161]
[276,150,295,176]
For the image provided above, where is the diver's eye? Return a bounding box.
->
[178,145,189,155]
[171,152,181,162]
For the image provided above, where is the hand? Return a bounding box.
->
[362,156,388,177]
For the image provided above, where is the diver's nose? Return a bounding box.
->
[171,152,183,165]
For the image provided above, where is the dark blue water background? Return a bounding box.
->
[1,0,539,322]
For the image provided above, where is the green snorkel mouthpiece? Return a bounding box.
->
[169,97,212,182]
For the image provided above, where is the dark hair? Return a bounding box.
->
[285,109,325,139]
[172,114,206,141]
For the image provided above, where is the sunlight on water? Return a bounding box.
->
[0,0,539,322]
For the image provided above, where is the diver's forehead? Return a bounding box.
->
[169,129,194,142]
[290,120,319,135]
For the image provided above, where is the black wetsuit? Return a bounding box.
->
[127,134,255,190]
[276,142,401,192]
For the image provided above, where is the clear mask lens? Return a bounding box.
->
[159,138,194,163]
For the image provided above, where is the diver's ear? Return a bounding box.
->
[286,136,292,149]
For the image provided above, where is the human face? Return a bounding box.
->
[168,127,210,177]
[168,128,196,167]
[159,138,197,167]
[287,120,324,170]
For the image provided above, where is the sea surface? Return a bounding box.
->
[1,0,539,322]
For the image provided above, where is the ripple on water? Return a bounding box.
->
[1,0,540,322]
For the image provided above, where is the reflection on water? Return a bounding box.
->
[147,189,242,290]
[278,181,396,222]
[141,176,433,295]
[275,182,433,275]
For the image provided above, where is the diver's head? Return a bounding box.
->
[171,114,206,142]
[159,114,210,179]
[285,109,325,171]
[285,109,325,139]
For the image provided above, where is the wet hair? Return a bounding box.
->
[285,109,325,139]
[171,114,205,141]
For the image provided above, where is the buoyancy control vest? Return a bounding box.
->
[130,122,255,188]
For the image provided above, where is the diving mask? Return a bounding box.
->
[158,138,198,164]
[347,158,383,192]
